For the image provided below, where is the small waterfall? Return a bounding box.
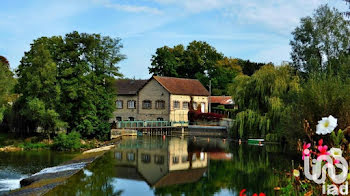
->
[0,170,27,193]
[32,162,87,176]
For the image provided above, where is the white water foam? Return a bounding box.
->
[0,178,26,192]
[32,162,87,176]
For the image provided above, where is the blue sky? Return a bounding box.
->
[0,0,347,78]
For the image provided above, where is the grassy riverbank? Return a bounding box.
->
[0,133,103,152]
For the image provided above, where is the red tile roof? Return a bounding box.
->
[209,96,234,105]
[153,76,210,96]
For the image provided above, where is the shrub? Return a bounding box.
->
[18,142,49,150]
[52,131,81,151]
[188,110,224,122]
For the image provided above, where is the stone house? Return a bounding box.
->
[113,76,210,122]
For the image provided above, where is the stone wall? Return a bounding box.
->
[138,79,170,121]
[112,95,138,122]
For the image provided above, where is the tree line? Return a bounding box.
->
[1,32,125,140]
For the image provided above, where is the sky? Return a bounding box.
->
[0,0,347,79]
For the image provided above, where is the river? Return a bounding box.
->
[0,150,77,195]
[45,136,299,196]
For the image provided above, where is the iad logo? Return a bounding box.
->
[304,154,348,184]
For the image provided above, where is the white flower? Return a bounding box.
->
[316,115,337,135]
[329,147,342,159]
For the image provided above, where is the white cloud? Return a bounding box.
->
[151,0,347,34]
[153,0,234,13]
[93,0,162,14]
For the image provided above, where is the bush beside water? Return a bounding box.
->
[52,131,82,151]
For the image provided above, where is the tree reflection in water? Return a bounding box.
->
[47,137,298,196]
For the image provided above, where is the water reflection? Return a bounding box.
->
[114,137,208,188]
[48,136,298,196]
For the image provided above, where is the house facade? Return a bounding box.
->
[113,76,210,122]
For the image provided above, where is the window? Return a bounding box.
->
[201,102,206,113]
[200,152,205,161]
[173,156,179,164]
[116,117,122,121]
[182,156,188,163]
[127,153,135,161]
[183,102,189,109]
[116,100,123,109]
[115,152,122,160]
[128,117,135,121]
[173,101,180,109]
[154,155,164,164]
[157,117,164,121]
[193,102,198,109]
[141,154,151,163]
[192,154,197,161]
[155,100,165,109]
[127,100,136,109]
[142,100,152,109]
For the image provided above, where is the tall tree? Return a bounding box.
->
[0,56,16,123]
[15,31,125,139]
[229,65,300,138]
[149,41,266,95]
[210,58,242,95]
[149,41,224,93]
[239,59,266,76]
[290,5,350,76]
[149,45,184,77]
[15,42,64,138]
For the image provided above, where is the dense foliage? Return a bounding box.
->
[290,5,350,77]
[229,5,350,141]
[52,131,81,151]
[229,65,300,138]
[12,31,125,139]
[149,41,265,95]
[0,56,16,123]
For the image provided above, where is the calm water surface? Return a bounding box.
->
[47,136,299,196]
[0,150,77,194]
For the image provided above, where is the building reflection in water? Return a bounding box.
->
[112,137,226,188]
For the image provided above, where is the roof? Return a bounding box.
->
[153,76,210,96]
[153,168,207,188]
[114,79,148,95]
[209,96,234,105]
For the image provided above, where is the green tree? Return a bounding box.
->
[210,58,242,95]
[149,41,224,91]
[15,31,125,139]
[290,5,350,76]
[239,59,266,76]
[296,74,350,131]
[229,65,300,138]
[0,56,16,123]
[15,43,64,138]
[149,45,184,77]
[149,41,266,95]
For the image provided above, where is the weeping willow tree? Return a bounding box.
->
[229,65,300,138]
